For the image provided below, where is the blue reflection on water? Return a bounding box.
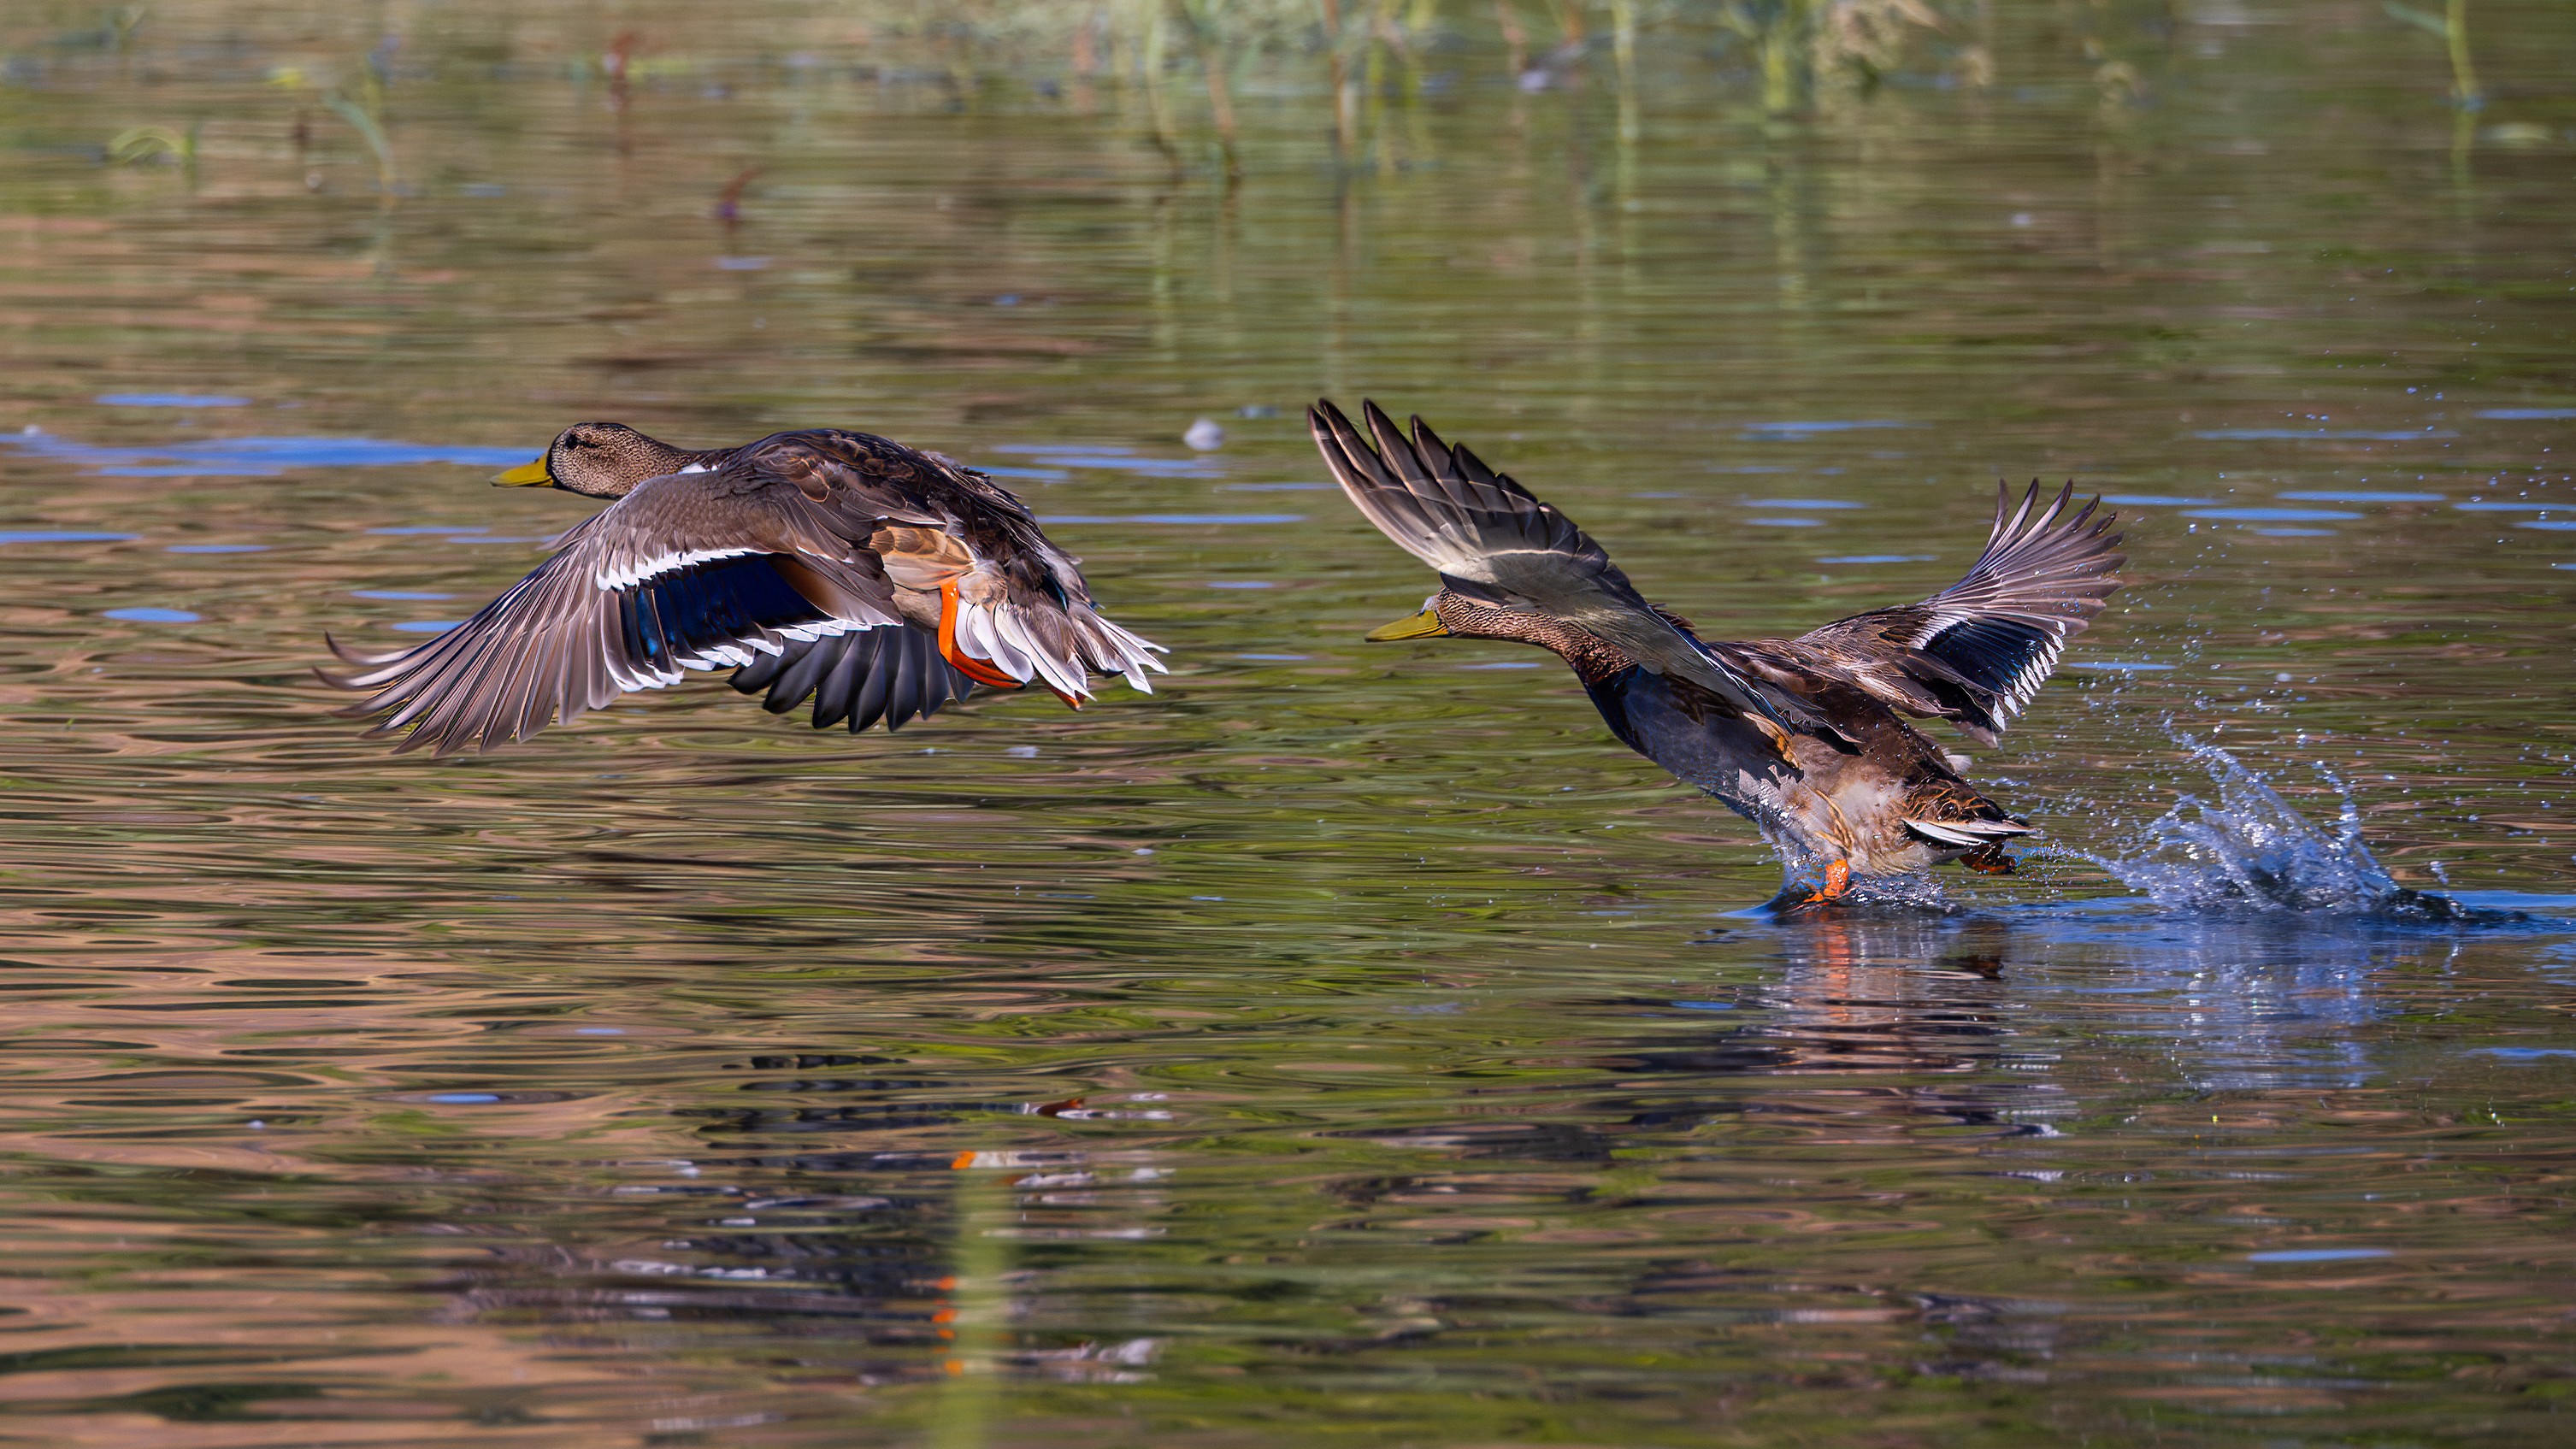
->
[2183,507,2362,521]
[2195,427,2454,441]
[1740,420,1913,438]
[3,430,528,477]
[2248,1248,2390,1263]
[0,530,136,546]
[989,444,1224,479]
[96,392,251,408]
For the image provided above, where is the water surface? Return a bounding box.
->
[2,3,2573,1445]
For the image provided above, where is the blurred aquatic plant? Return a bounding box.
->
[2384,0,2480,109]
[269,59,398,192]
[715,165,763,223]
[1700,0,1950,112]
[797,0,1964,167]
[104,4,149,51]
[104,121,196,168]
[323,92,398,190]
[1176,0,1245,180]
[221,0,1981,184]
[1815,0,1945,85]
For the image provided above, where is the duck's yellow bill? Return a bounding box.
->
[1365,609,1448,641]
[492,456,554,487]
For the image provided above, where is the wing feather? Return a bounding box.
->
[323,457,909,755]
[1789,480,2125,742]
[1310,398,1814,731]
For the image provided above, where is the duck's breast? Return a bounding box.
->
[1583,669,1799,824]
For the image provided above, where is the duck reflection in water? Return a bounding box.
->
[1583,914,2032,1138]
[1581,900,2422,1234]
[432,1054,1170,1385]
[1697,904,2417,1099]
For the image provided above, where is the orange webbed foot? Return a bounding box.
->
[1795,859,1853,908]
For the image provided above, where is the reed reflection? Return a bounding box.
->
[432,1052,1175,1393]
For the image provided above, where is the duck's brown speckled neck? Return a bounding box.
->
[1434,595,1641,685]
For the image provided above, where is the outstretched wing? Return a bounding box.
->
[321,453,926,756]
[1309,398,1811,730]
[1791,481,2124,744]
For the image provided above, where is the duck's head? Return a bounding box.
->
[493,422,695,499]
[1365,588,1564,648]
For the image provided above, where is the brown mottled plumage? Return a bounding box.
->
[1310,398,2124,909]
[322,422,1164,756]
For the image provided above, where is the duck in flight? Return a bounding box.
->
[1309,399,2123,909]
[322,422,1164,755]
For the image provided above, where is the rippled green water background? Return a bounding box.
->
[2,2,2573,1444]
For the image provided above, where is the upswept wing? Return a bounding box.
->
[1790,480,2124,744]
[1307,398,1624,592]
[1309,398,1809,730]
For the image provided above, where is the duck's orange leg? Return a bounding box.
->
[1798,859,1853,907]
[936,578,1025,691]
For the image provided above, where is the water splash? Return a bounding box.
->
[1752,828,1956,917]
[2074,736,2491,922]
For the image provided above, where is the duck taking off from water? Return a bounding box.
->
[322,423,1164,756]
[1309,399,2123,909]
